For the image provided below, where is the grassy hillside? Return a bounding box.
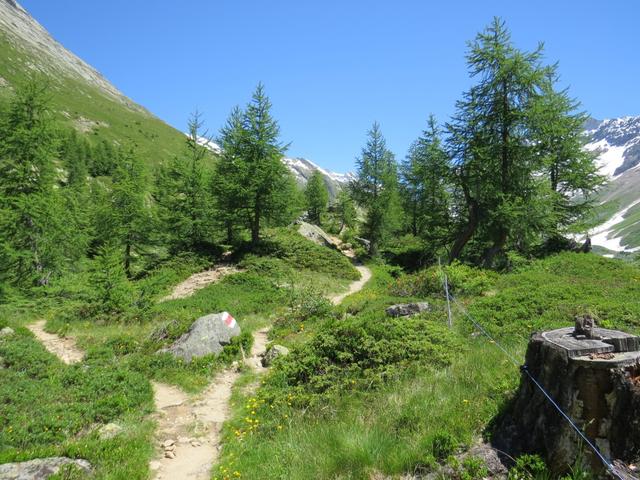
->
[0,32,187,165]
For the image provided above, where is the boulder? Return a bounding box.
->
[385,302,431,318]
[0,326,15,337]
[261,344,290,367]
[0,457,92,480]
[424,443,508,479]
[159,312,241,362]
[98,422,123,440]
[297,221,340,250]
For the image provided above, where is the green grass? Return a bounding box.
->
[214,252,640,479]
[0,327,154,479]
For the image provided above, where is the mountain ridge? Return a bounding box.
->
[583,115,640,253]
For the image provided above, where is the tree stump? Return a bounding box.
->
[493,326,640,478]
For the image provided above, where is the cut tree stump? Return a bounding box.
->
[493,326,640,478]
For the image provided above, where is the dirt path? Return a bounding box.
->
[27,320,84,364]
[150,329,270,480]
[330,264,372,305]
[160,265,242,302]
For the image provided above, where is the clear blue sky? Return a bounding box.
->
[20,0,640,173]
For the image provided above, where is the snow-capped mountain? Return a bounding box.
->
[281,157,354,198]
[196,137,353,199]
[583,116,640,253]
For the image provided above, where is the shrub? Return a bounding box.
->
[391,262,497,298]
[508,454,550,480]
[266,315,461,403]
[236,228,360,280]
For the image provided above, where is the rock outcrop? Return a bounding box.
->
[159,312,241,362]
[296,221,340,250]
[0,457,92,479]
[493,326,640,477]
[385,302,431,318]
[261,344,290,367]
[0,326,14,337]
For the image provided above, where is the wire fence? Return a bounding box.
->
[438,264,633,480]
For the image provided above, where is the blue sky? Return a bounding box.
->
[21,0,640,173]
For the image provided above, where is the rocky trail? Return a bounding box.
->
[149,242,370,479]
[26,320,84,364]
[160,264,242,302]
[150,328,270,480]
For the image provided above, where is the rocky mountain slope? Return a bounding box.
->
[584,116,640,253]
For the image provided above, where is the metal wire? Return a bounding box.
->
[442,284,628,480]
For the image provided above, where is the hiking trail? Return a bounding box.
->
[27,320,84,364]
[329,264,372,305]
[150,328,269,480]
[160,264,242,302]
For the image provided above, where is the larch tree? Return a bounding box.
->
[155,111,213,252]
[334,189,357,233]
[214,84,292,246]
[0,82,69,287]
[447,18,553,267]
[529,71,605,234]
[304,170,329,225]
[95,147,151,277]
[350,122,399,256]
[400,115,453,247]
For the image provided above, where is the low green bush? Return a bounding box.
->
[265,314,461,404]
[0,331,152,460]
[236,228,359,280]
[391,261,497,298]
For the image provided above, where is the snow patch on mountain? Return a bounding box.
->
[585,116,640,178]
[281,157,354,186]
[588,199,640,252]
[193,136,352,193]
[585,139,628,178]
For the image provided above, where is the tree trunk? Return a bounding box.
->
[449,199,479,262]
[482,229,507,268]
[226,220,233,245]
[251,196,261,246]
[124,242,132,278]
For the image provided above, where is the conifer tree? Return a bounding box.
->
[400,115,452,246]
[91,242,130,315]
[529,72,604,232]
[155,111,212,252]
[214,84,292,245]
[350,122,398,256]
[304,170,329,225]
[213,106,247,244]
[447,18,552,266]
[334,189,357,233]
[95,147,150,277]
[0,82,68,286]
